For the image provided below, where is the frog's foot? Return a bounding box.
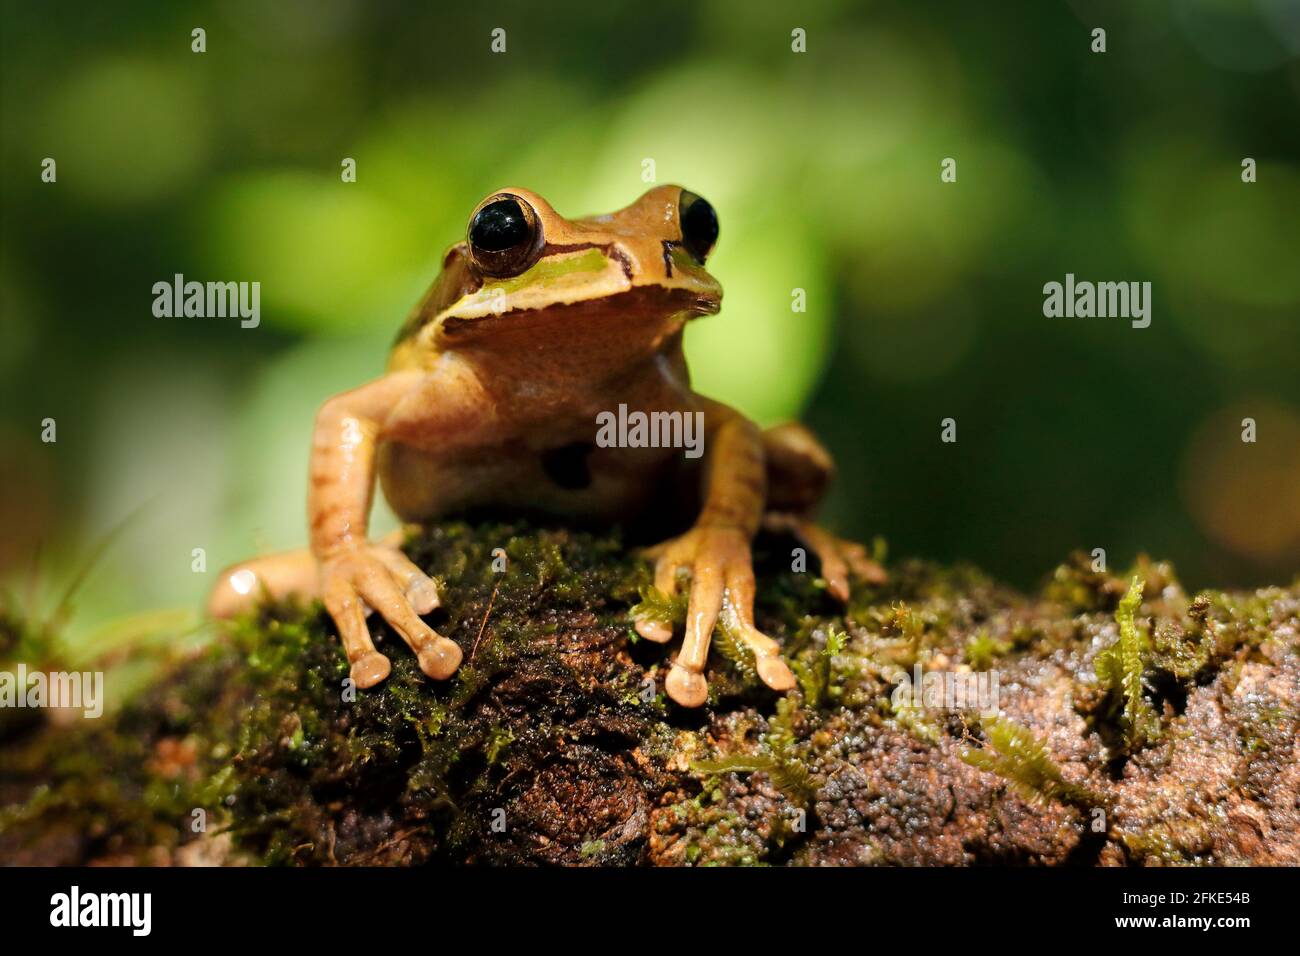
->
[319,541,457,689]
[209,531,438,619]
[762,513,887,602]
[643,526,795,707]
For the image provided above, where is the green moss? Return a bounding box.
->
[2,519,669,864]
[0,603,57,670]
[1121,819,1213,865]
[961,716,1101,809]
[762,697,816,806]
[1192,587,1284,657]
[691,698,816,808]
[4,520,1294,867]
[1043,551,1123,612]
[884,683,941,744]
[692,754,779,775]
[628,583,687,633]
[790,624,845,708]
[1094,576,1160,750]
[485,726,514,765]
[964,630,1011,671]
[1150,617,1211,682]
[712,618,759,685]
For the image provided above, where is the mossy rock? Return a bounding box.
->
[2,524,1297,866]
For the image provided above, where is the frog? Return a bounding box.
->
[209,186,884,707]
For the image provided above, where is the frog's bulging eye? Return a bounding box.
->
[678,190,719,263]
[471,198,528,251]
[467,195,542,277]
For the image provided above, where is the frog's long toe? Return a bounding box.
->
[373,532,441,614]
[726,614,796,691]
[417,637,463,679]
[350,651,392,688]
[764,513,886,601]
[666,663,709,707]
[755,651,796,691]
[634,618,674,643]
[633,542,685,644]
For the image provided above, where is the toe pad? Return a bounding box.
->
[351,651,392,688]
[666,664,709,707]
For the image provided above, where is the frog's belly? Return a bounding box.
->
[378,439,694,527]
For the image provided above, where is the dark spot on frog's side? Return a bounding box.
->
[541,442,594,490]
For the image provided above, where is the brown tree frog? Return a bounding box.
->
[210,186,884,707]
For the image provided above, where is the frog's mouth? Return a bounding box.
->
[438,284,719,342]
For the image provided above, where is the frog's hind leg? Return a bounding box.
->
[762,423,886,601]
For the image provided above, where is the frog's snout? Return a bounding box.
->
[660,251,722,316]
[693,292,722,316]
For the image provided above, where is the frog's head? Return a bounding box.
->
[404,186,722,350]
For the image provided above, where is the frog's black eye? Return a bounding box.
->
[467,195,542,277]
[678,190,719,263]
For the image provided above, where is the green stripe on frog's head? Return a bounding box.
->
[481,247,610,297]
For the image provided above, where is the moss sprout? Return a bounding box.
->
[1094,576,1160,749]
[691,698,816,808]
[713,618,759,685]
[964,630,1011,671]
[791,624,845,708]
[961,716,1101,809]
[628,584,687,633]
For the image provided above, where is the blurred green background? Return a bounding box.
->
[2,0,1298,648]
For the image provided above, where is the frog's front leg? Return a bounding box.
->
[207,529,422,623]
[636,401,796,707]
[308,371,468,688]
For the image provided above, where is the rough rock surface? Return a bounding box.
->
[2,521,1297,866]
